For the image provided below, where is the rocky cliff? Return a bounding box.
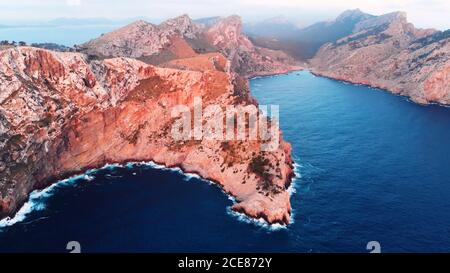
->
[78,15,204,63]
[78,15,300,78]
[204,15,301,78]
[310,12,450,105]
[247,9,375,60]
[0,47,295,225]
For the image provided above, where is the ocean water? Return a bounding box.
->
[0,25,121,46]
[2,71,450,252]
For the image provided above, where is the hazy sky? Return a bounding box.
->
[0,0,449,29]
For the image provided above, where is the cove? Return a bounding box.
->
[2,71,450,253]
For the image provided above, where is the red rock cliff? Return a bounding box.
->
[0,47,295,225]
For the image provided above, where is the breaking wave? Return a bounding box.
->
[226,158,302,231]
[0,174,94,229]
[1,157,302,230]
[0,161,215,229]
[226,207,288,232]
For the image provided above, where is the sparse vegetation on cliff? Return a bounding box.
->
[249,154,284,196]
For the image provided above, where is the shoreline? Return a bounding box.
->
[306,68,450,108]
[0,47,296,227]
[0,158,299,229]
[247,66,304,80]
[0,61,300,228]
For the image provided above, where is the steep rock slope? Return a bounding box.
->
[78,15,205,64]
[78,15,300,78]
[204,15,300,78]
[310,12,450,105]
[0,47,295,225]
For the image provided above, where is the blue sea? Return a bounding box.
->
[0,25,121,46]
[1,71,450,253]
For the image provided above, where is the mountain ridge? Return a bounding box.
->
[78,14,301,78]
[310,10,449,105]
[246,9,375,59]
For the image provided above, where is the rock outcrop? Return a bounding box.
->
[0,47,295,225]
[78,15,205,64]
[78,15,300,78]
[310,12,450,105]
[204,15,301,78]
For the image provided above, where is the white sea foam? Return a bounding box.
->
[225,158,302,231]
[226,207,288,231]
[144,161,166,169]
[288,162,302,196]
[0,173,94,229]
[125,158,301,230]
[227,195,237,203]
[102,163,122,171]
[183,173,202,181]
[0,195,41,228]
[1,157,302,230]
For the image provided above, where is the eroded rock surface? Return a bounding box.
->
[0,47,294,225]
[310,12,450,105]
[78,15,301,78]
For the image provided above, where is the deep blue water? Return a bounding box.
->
[2,71,450,252]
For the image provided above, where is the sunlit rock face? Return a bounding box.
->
[78,14,301,78]
[310,12,450,105]
[0,47,295,225]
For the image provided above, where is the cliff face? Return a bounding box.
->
[310,12,450,105]
[205,15,300,78]
[78,15,300,78]
[0,47,294,225]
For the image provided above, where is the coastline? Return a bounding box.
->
[0,47,296,227]
[0,67,300,228]
[0,157,298,229]
[247,66,304,80]
[307,68,445,107]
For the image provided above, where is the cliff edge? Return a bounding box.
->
[0,47,295,225]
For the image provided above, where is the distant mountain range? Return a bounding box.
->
[310,11,449,105]
[244,9,449,105]
[1,9,448,104]
[244,15,300,39]
[245,9,375,60]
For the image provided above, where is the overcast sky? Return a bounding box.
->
[0,0,449,29]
